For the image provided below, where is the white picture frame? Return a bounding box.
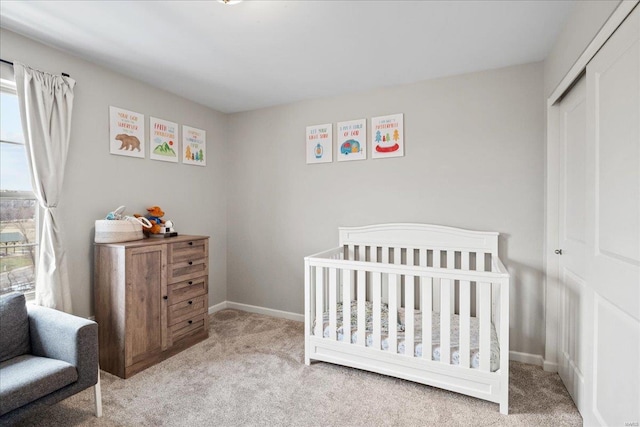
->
[109,106,145,158]
[371,113,404,159]
[306,123,332,164]
[182,125,206,166]
[337,119,366,162]
[150,117,179,163]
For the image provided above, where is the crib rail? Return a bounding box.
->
[304,246,509,374]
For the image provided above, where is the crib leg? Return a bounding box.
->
[500,397,509,415]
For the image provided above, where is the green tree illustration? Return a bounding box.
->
[199,149,204,161]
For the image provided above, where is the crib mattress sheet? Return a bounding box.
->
[314,301,500,372]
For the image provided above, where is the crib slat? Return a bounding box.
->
[479,281,491,371]
[381,246,389,264]
[343,269,351,343]
[357,270,366,346]
[405,276,415,357]
[447,250,455,312]
[406,248,414,267]
[370,246,378,262]
[315,267,324,337]
[389,274,398,353]
[462,252,470,270]
[416,249,426,310]
[422,276,433,360]
[433,251,441,312]
[459,280,471,368]
[440,278,451,365]
[475,253,485,316]
[393,248,402,307]
[373,272,382,350]
[348,245,355,261]
[329,268,337,340]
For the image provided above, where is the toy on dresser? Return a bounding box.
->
[135,206,178,237]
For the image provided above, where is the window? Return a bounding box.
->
[0,79,37,297]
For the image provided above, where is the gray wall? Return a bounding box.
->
[227,62,545,356]
[544,0,621,97]
[0,28,228,318]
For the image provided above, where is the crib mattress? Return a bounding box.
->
[315,301,500,372]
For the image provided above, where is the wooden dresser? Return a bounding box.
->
[94,235,209,378]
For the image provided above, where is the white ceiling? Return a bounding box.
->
[0,1,573,113]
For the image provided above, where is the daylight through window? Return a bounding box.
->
[0,79,37,297]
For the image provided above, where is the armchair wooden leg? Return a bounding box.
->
[94,368,103,417]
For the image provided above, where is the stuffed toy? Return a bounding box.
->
[135,206,165,234]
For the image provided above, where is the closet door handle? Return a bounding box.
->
[555,249,563,255]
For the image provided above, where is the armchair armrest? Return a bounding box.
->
[27,305,98,388]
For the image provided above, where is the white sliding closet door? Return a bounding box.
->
[584,4,639,425]
[555,5,639,426]
[557,75,589,411]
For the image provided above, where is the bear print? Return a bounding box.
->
[115,134,141,151]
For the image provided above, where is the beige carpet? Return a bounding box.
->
[8,309,581,426]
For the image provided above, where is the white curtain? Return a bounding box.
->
[14,63,76,312]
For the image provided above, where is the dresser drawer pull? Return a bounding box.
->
[188,281,193,285]
[188,261,193,265]
[188,320,193,324]
[188,300,193,305]
[188,241,193,246]
[163,295,168,300]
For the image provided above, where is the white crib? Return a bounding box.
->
[304,223,510,414]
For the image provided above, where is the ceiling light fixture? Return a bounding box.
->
[218,0,242,4]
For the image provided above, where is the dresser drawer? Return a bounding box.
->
[168,239,208,264]
[168,295,207,325]
[168,258,208,284]
[169,313,207,345]
[167,276,207,305]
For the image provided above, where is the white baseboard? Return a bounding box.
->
[543,360,559,372]
[209,301,548,367]
[208,301,303,322]
[208,301,228,314]
[509,350,544,367]
[225,301,305,322]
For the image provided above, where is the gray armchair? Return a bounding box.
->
[0,292,102,421]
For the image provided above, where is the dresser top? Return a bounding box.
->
[95,234,209,248]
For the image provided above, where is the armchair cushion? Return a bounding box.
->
[0,293,30,363]
[0,355,77,415]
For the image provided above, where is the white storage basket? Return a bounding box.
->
[95,206,152,243]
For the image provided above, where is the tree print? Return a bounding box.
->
[185,145,192,160]
[375,130,382,143]
[393,129,400,142]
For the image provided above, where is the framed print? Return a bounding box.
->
[150,117,178,163]
[371,113,404,159]
[306,123,332,164]
[337,119,366,162]
[109,106,144,158]
[182,125,206,166]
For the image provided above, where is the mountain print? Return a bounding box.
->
[153,142,176,157]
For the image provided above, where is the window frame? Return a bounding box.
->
[1,78,38,300]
